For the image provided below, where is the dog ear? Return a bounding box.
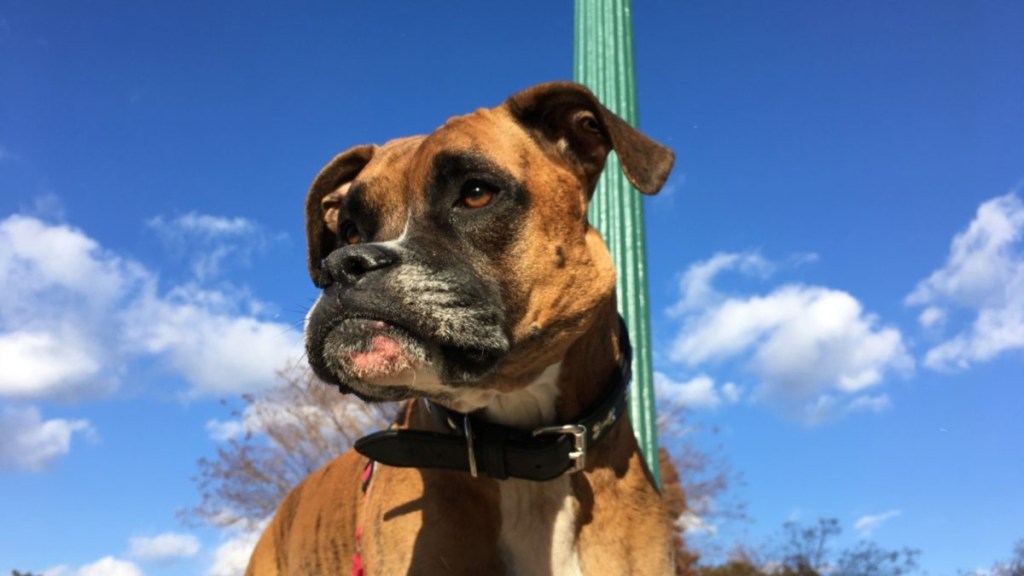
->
[305,145,376,287]
[506,81,674,196]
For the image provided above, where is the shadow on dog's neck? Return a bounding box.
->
[551,298,624,426]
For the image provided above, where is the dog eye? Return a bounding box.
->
[457,180,499,210]
[339,221,362,245]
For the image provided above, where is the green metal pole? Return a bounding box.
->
[574,0,660,486]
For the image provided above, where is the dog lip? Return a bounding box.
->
[341,315,420,343]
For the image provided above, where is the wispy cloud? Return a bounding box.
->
[906,192,1024,371]
[668,251,774,316]
[651,172,687,206]
[154,212,257,236]
[0,405,95,472]
[666,252,911,424]
[147,211,283,281]
[206,519,268,576]
[655,372,741,410]
[677,510,717,536]
[45,556,143,576]
[854,509,902,537]
[129,532,201,563]
[846,394,892,414]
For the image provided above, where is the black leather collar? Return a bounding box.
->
[353,316,633,481]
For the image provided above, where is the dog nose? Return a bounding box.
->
[322,244,399,286]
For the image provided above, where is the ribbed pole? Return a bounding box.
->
[574,0,660,486]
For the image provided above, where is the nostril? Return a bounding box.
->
[323,244,398,286]
[343,257,368,277]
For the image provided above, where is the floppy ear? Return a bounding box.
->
[505,81,674,197]
[305,145,376,287]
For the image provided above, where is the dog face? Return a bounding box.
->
[303,82,673,408]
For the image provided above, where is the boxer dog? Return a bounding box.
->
[247,82,676,575]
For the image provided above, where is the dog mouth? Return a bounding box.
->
[309,309,509,402]
[315,317,428,384]
[335,318,428,379]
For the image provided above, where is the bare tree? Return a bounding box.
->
[779,517,841,573]
[658,400,747,561]
[660,446,703,576]
[832,540,919,576]
[183,359,397,528]
[696,517,919,576]
[990,539,1024,576]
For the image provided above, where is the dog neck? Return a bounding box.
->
[485,301,623,430]
[481,361,563,429]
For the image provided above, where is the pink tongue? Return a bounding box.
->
[350,335,406,374]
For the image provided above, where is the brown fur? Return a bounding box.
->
[249,82,676,575]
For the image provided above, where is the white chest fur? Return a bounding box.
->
[483,362,562,429]
[497,476,582,576]
[482,364,584,576]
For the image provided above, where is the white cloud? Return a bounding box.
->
[45,556,143,576]
[669,252,773,316]
[854,509,902,537]
[918,306,947,329]
[0,331,104,399]
[206,418,247,442]
[206,520,267,576]
[0,215,143,399]
[667,253,911,424]
[147,212,277,281]
[677,511,717,536]
[676,494,718,537]
[129,532,201,563]
[150,212,257,237]
[846,394,892,414]
[0,405,94,472]
[906,192,1024,370]
[655,372,740,410]
[720,381,741,404]
[0,214,137,303]
[0,214,302,402]
[122,284,302,397]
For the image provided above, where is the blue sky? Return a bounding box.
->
[2,1,1022,574]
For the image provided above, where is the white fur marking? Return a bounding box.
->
[483,362,562,429]
[485,363,582,575]
[498,477,582,576]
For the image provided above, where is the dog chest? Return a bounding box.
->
[497,476,583,576]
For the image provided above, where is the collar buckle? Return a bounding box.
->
[532,423,588,474]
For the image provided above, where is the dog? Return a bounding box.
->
[246,82,677,575]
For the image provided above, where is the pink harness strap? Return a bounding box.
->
[352,459,375,576]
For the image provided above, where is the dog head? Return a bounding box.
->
[303,82,673,409]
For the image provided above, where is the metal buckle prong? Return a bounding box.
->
[463,416,478,478]
[532,423,588,474]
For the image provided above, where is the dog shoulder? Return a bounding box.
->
[247,449,367,576]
